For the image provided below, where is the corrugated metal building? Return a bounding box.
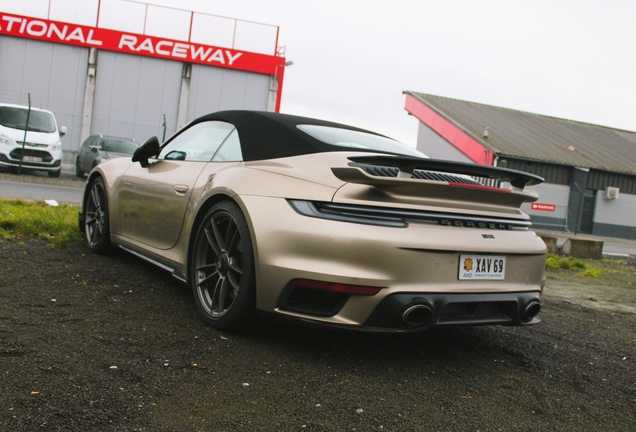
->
[404,91,636,240]
[0,0,287,165]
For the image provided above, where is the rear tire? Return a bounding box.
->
[83,177,112,253]
[190,201,256,330]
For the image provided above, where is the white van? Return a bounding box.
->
[0,103,67,177]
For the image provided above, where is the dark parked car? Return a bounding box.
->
[75,135,138,177]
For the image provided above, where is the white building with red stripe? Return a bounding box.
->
[0,0,288,163]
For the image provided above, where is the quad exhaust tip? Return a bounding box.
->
[523,300,541,321]
[402,303,433,327]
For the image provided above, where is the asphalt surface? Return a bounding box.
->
[0,178,84,204]
[0,164,85,204]
[0,239,635,431]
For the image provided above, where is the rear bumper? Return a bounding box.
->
[241,195,547,331]
[261,291,541,333]
[363,291,541,331]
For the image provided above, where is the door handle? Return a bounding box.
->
[173,184,189,195]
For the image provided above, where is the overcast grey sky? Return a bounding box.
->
[143,0,635,146]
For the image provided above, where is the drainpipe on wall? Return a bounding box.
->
[175,63,191,133]
[266,74,279,113]
[267,60,292,113]
[79,48,99,156]
[566,167,590,234]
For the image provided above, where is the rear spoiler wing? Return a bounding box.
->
[346,155,544,189]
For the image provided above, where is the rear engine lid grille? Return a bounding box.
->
[355,163,481,185]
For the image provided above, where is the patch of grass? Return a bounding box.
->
[546,253,587,270]
[545,253,603,277]
[602,258,627,265]
[605,267,635,277]
[580,268,603,278]
[0,198,82,248]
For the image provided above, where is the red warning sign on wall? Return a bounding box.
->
[531,202,556,212]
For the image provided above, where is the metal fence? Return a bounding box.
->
[521,203,569,231]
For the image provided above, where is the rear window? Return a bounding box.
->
[297,124,423,157]
[101,138,138,154]
[0,106,56,133]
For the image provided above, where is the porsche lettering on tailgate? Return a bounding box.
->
[459,255,506,280]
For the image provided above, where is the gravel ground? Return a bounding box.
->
[0,237,635,431]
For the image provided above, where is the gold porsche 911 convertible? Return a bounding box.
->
[79,110,547,332]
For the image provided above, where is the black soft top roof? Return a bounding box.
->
[189,110,387,162]
[173,111,543,188]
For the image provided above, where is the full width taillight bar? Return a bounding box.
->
[288,200,532,230]
[290,279,382,296]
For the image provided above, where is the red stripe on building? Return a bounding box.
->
[405,94,494,165]
[0,12,285,76]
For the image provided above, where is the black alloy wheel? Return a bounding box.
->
[191,201,255,329]
[83,177,111,253]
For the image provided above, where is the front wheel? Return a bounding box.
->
[83,177,111,253]
[190,201,256,330]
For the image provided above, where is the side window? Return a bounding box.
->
[159,121,235,162]
[212,129,243,162]
[82,136,94,149]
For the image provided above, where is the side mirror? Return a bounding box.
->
[59,126,67,137]
[132,136,160,167]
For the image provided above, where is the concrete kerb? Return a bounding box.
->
[534,229,636,259]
